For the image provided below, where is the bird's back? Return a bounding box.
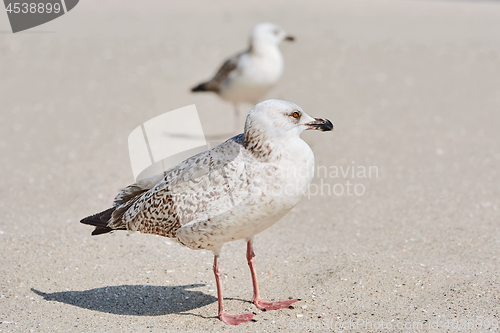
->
[219,48,284,103]
[108,135,247,235]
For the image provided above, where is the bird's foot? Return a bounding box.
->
[254,298,298,311]
[219,311,255,325]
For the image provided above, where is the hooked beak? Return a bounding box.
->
[284,35,295,42]
[305,118,334,131]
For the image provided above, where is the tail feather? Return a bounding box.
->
[80,207,125,236]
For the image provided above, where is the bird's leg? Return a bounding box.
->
[246,238,298,311]
[233,103,240,135]
[213,254,254,325]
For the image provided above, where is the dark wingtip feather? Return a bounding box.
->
[191,83,208,92]
[80,207,118,236]
[80,207,114,226]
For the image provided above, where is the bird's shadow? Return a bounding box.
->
[31,284,217,316]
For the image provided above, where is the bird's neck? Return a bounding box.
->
[243,126,298,162]
[244,126,272,161]
[248,40,280,57]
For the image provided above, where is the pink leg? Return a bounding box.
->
[246,239,298,311]
[213,255,254,325]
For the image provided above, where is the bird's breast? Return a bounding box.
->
[242,51,284,83]
[174,139,315,251]
[248,140,315,207]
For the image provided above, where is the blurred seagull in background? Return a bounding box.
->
[191,23,295,133]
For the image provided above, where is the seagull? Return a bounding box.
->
[81,99,333,325]
[191,23,295,133]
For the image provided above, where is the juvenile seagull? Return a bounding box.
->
[191,23,294,132]
[81,100,333,325]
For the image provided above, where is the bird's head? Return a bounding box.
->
[250,23,295,48]
[244,100,333,148]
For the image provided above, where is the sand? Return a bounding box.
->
[1,0,500,332]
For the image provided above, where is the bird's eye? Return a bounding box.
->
[274,29,280,35]
[292,112,300,118]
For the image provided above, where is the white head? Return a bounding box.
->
[243,100,333,158]
[249,23,294,50]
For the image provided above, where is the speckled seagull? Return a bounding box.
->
[81,100,333,325]
[191,23,294,132]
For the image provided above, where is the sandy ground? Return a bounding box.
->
[1,0,500,332]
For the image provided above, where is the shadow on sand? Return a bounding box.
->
[32,284,217,316]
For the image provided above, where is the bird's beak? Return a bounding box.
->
[305,118,334,131]
[285,35,295,42]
